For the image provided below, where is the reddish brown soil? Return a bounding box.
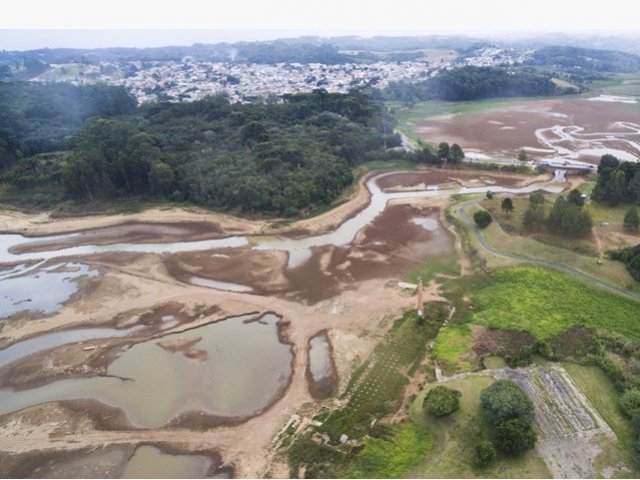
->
[377,169,525,190]
[414,98,640,159]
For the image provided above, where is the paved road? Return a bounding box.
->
[456,200,640,302]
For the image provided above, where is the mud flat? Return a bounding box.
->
[413,97,640,164]
[0,442,232,479]
[0,313,293,428]
[306,330,338,399]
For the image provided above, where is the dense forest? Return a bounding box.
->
[384,66,561,102]
[525,46,640,73]
[0,82,136,166]
[0,83,403,215]
[592,154,640,206]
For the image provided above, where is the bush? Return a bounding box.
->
[423,386,461,417]
[620,388,640,420]
[495,418,537,456]
[474,210,493,229]
[474,439,497,467]
[480,380,534,425]
[624,207,640,232]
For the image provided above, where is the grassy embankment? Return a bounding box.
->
[590,73,640,97]
[448,195,640,293]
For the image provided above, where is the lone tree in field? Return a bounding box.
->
[624,206,640,232]
[449,143,465,163]
[501,197,514,214]
[438,142,450,161]
[494,418,537,456]
[486,190,494,200]
[480,380,534,425]
[424,386,461,417]
[518,149,527,162]
[474,210,493,229]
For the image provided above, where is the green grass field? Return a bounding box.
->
[404,253,461,284]
[462,202,640,293]
[342,422,434,478]
[433,324,475,373]
[590,74,640,97]
[460,266,640,340]
[408,376,551,478]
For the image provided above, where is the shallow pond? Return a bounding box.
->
[0,262,98,319]
[0,313,292,427]
[121,446,215,479]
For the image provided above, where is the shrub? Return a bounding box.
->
[494,418,537,456]
[480,380,534,425]
[474,210,492,229]
[423,386,461,417]
[624,207,640,232]
[474,439,497,467]
[620,388,640,420]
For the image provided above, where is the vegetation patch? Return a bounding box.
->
[433,324,475,373]
[460,266,640,340]
[341,422,434,478]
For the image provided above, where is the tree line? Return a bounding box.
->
[385,66,561,103]
[6,87,401,215]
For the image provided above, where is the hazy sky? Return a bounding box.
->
[1,0,639,50]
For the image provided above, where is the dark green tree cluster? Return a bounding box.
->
[546,195,593,237]
[625,207,640,232]
[436,141,465,163]
[522,192,546,230]
[609,244,640,282]
[474,210,493,229]
[592,154,640,207]
[0,81,136,167]
[479,380,537,457]
[385,66,559,102]
[61,89,397,215]
[423,386,461,417]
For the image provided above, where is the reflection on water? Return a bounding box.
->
[0,262,98,319]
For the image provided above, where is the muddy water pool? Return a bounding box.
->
[0,313,292,427]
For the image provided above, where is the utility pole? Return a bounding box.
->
[417,276,424,319]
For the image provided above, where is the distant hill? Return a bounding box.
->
[525,46,640,73]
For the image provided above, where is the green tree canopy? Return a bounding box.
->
[423,386,461,417]
[480,380,534,425]
[474,210,493,229]
[624,207,640,232]
[494,418,537,456]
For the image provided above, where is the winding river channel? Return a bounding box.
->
[0,173,564,267]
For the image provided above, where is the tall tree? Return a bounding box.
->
[501,197,514,214]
